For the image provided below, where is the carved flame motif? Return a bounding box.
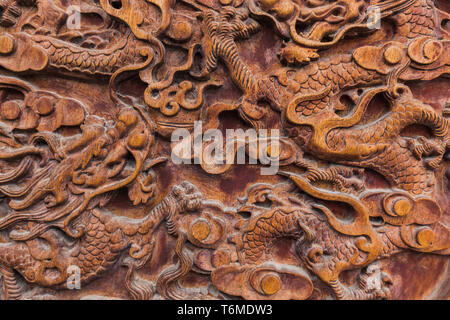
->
[0,0,448,300]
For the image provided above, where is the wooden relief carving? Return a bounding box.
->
[0,0,448,300]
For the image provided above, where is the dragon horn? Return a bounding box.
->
[278,170,382,264]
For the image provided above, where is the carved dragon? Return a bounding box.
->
[190,0,450,195]
[0,0,447,301]
[0,0,148,76]
[224,181,449,299]
[0,77,206,299]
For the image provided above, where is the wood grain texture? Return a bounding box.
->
[0,0,448,300]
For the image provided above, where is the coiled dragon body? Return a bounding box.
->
[197,2,449,195]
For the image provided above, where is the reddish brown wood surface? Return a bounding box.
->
[0,0,448,300]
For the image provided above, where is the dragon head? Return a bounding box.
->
[0,78,162,240]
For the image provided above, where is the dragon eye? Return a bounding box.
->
[109,0,123,9]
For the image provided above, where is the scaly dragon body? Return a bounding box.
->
[236,182,448,299]
[198,2,449,195]
[0,182,202,299]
